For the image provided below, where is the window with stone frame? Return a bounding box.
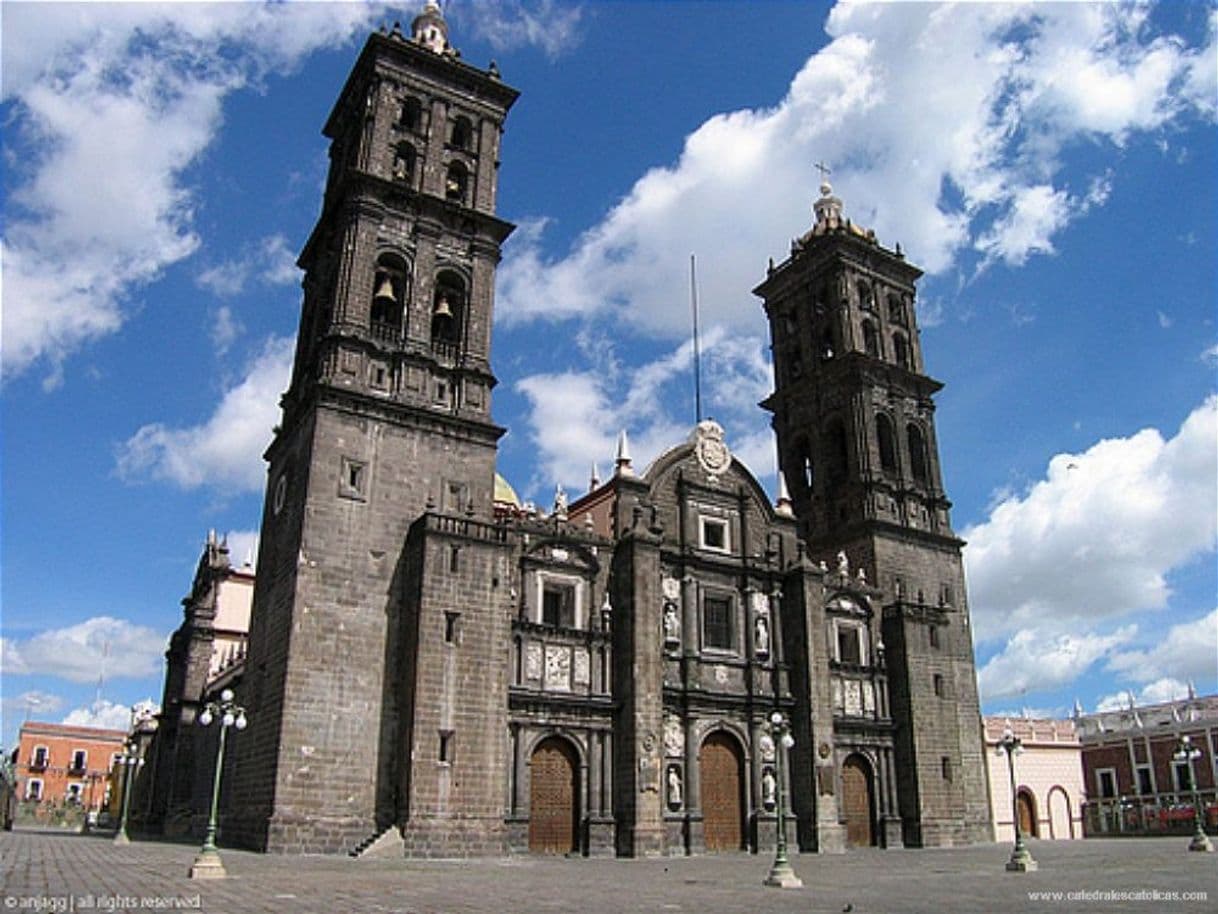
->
[836,623,863,665]
[449,115,474,151]
[25,779,43,801]
[399,96,423,132]
[1136,764,1154,796]
[31,745,49,769]
[70,749,87,773]
[338,456,367,500]
[702,593,735,651]
[542,581,576,629]
[699,516,730,553]
[1096,768,1117,798]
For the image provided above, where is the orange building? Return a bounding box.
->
[14,721,128,814]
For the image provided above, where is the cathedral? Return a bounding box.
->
[150,3,992,857]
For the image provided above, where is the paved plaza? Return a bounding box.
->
[1,829,1215,914]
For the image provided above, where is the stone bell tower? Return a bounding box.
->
[228,3,519,853]
[756,177,991,847]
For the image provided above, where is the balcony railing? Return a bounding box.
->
[1082,791,1218,837]
[370,321,401,345]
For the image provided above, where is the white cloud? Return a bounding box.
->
[496,3,1215,338]
[978,626,1136,701]
[116,336,293,492]
[197,234,301,299]
[513,328,775,498]
[0,4,380,385]
[964,396,1218,642]
[1,617,166,685]
[1202,343,1218,365]
[1157,310,1174,329]
[1096,678,1192,713]
[975,184,1070,267]
[1107,608,1218,687]
[61,699,142,732]
[0,690,66,722]
[210,306,244,355]
[451,0,585,59]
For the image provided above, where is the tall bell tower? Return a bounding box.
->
[756,178,991,847]
[229,3,519,853]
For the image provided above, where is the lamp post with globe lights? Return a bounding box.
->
[1173,735,1213,853]
[112,740,144,844]
[189,689,247,879]
[763,711,802,888]
[997,727,1037,872]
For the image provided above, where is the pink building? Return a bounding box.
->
[984,716,1084,842]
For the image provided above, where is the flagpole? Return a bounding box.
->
[690,253,703,424]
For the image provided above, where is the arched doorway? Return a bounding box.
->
[1016,788,1038,838]
[528,737,579,854]
[841,754,875,847]
[1048,786,1073,839]
[700,732,744,851]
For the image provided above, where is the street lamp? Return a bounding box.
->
[189,689,247,879]
[997,727,1037,872]
[113,741,143,845]
[1172,735,1213,853]
[763,711,803,889]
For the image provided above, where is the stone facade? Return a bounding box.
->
[171,4,994,857]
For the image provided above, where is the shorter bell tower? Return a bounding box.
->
[756,177,991,847]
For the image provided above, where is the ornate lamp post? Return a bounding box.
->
[997,727,1037,872]
[1173,735,1213,853]
[763,711,803,888]
[112,740,143,845]
[189,689,247,879]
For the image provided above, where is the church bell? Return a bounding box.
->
[433,293,454,320]
[373,275,397,307]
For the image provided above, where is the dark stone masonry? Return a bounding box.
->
[144,2,992,858]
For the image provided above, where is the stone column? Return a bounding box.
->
[610,493,666,856]
[684,716,703,854]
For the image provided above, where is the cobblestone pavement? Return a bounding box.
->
[2,829,1215,914]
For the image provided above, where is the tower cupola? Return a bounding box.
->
[412,0,449,54]
[813,179,844,229]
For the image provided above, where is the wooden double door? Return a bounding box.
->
[529,737,579,854]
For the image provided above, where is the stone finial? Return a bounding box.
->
[775,471,794,516]
[589,461,601,492]
[552,483,568,520]
[614,429,634,476]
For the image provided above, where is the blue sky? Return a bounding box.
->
[2,1,1215,751]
